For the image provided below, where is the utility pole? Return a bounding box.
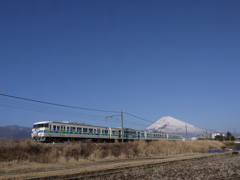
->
[121,109,124,143]
[185,125,188,140]
[206,130,208,140]
[105,111,123,143]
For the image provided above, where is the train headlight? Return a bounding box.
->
[32,131,38,137]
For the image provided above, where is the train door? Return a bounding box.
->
[125,130,129,139]
[118,130,121,138]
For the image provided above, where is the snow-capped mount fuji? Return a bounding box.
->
[146,116,219,139]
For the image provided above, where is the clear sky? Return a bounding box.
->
[0,0,240,133]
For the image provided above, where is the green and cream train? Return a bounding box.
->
[31,121,182,142]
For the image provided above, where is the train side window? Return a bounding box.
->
[67,127,69,132]
[83,128,88,133]
[97,129,100,133]
[102,130,104,134]
[93,129,96,133]
[89,128,93,133]
[61,126,64,131]
[71,127,76,132]
[112,131,115,135]
[45,124,49,127]
[105,130,108,134]
[77,127,82,132]
[53,125,56,131]
[49,125,51,130]
[57,126,60,131]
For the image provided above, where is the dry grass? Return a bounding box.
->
[0,140,224,162]
[222,141,236,150]
[136,140,223,156]
[0,139,224,174]
[0,138,29,146]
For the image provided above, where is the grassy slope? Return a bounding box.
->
[0,140,224,174]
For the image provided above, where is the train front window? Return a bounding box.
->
[33,123,49,128]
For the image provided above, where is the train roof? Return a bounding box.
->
[34,121,53,124]
[33,121,110,128]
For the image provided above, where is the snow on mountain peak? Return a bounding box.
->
[146,116,219,138]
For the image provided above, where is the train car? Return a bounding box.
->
[31,121,182,143]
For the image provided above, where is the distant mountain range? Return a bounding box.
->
[0,125,31,138]
[146,116,222,139]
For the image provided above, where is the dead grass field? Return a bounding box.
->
[0,139,224,176]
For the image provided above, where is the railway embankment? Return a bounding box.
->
[0,140,225,179]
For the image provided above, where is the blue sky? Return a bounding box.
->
[0,0,240,133]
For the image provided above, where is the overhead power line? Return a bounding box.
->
[124,112,155,123]
[0,93,118,113]
[0,94,211,132]
[0,103,113,122]
[0,97,110,118]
